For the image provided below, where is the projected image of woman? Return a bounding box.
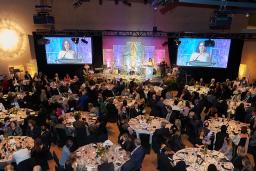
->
[58,40,76,60]
[189,41,210,63]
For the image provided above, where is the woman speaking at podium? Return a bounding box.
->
[58,40,76,60]
[189,41,210,63]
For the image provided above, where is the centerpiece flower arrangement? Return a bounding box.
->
[8,107,18,115]
[73,111,81,118]
[96,144,106,158]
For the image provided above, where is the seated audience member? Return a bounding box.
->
[234,103,246,122]
[241,156,254,171]
[238,126,250,152]
[207,164,217,171]
[4,164,15,171]
[157,145,175,171]
[33,165,43,171]
[118,132,134,152]
[26,120,41,139]
[77,89,89,111]
[6,121,22,136]
[214,125,228,150]
[12,145,31,165]
[88,102,98,114]
[31,138,49,171]
[248,130,256,166]
[59,137,74,169]
[0,102,6,112]
[167,126,184,152]
[219,136,233,160]
[130,139,146,170]
[174,161,187,171]
[233,146,247,171]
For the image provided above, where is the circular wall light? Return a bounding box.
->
[0,28,20,50]
[0,20,26,61]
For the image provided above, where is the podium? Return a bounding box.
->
[187,61,215,67]
[143,65,154,79]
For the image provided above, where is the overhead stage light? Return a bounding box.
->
[204,39,215,47]
[174,39,181,46]
[81,38,88,44]
[71,37,79,44]
[38,38,50,45]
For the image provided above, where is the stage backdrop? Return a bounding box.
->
[103,37,170,70]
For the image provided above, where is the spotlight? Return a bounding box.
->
[245,13,250,18]
[81,38,88,44]
[37,38,50,45]
[123,0,131,6]
[204,39,215,47]
[174,39,181,46]
[73,0,90,8]
[71,37,79,44]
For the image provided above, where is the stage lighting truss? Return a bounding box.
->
[34,30,256,40]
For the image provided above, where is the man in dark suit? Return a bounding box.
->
[157,144,175,171]
[130,139,146,171]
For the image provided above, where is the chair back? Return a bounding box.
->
[52,151,60,166]
[56,127,67,147]
[17,158,35,171]
[98,162,114,171]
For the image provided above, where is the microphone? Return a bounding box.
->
[194,53,202,61]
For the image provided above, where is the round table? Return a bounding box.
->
[207,117,250,145]
[227,100,251,115]
[163,99,194,111]
[111,96,138,112]
[0,108,36,124]
[187,86,209,95]
[61,111,97,127]
[48,93,79,104]
[128,115,172,144]
[0,136,34,164]
[173,148,234,171]
[72,143,129,171]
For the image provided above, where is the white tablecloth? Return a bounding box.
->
[173,148,234,171]
[128,115,172,144]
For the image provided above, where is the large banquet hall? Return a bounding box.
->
[0,0,256,171]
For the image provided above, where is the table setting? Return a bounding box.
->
[0,107,36,124]
[173,148,234,171]
[48,93,79,104]
[227,100,251,115]
[0,136,34,163]
[206,117,250,144]
[72,140,130,171]
[128,115,172,144]
[163,99,193,111]
[186,85,209,95]
[60,111,98,128]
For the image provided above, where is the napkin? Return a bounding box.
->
[103,140,113,147]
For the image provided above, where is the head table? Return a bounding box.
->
[72,141,129,171]
[173,148,234,171]
[128,115,172,144]
[0,136,34,164]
